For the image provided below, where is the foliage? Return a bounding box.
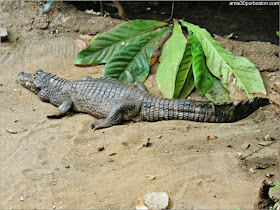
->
[276,31,279,37]
[74,19,266,101]
[273,182,280,209]
[102,27,171,83]
[156,20,187,98]
[74,20,168,66]
[180,20,266,99]
[42,1,54,14]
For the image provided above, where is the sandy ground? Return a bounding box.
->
[1,1,279,209]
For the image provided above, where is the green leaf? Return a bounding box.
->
[273,182,280,191]
[173,35,193,98]
[190,33,214,95]
[74,20,168,66]
[178,66,195,99]
[156,20,187,98]
[205,78,229,102]
[179,20,266,98]
[276,31,279,37]
[273,202,279,210]
[42,1,54,14]
[102,27,172,83]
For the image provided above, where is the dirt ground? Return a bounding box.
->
[1,1,279,209]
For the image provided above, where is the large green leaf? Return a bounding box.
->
[173,35,193,98]
[179,20,266,98]
[102,27,172,83]
[178,66,195,99]
[156,20,187,98]
[42,1,54,14]
[74,20,168,66]
[191,33,214,95]
[205,78,229,102]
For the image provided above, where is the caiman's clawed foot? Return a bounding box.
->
[47,112,65,118]
[91,119,112,131]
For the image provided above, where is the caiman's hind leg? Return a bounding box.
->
[81,76,93,80]
[133,81,149,92]
[91,99,141,131]
[47,100,72,118]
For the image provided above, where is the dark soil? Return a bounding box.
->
[69,1,279,45]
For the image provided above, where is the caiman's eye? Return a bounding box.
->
[33,74,36,78]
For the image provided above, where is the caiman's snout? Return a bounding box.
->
[18,71,39,93]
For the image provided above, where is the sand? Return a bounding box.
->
[1,1,279,209]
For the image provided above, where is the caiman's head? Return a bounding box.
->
[18,69,49,93]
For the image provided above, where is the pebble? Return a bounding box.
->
[266,173,274,178]
[259,141,274,146]
[5,128,18,134]
[20,195,24,201]
[97,146,104,151]
[250,168,256,174]
[242,142,250,150]
[1,27,8,41]
[264,134,272,141]
[256,163,268,169]
[144,192,169,209]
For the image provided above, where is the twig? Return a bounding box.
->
[166,1,174,22]
[100,1,104,17]
[240,138,280,160]
[113,1,127,19]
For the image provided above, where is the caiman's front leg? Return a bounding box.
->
[47,100,72,118]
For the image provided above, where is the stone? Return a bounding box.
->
[1,27,8,41]
[264,134,272,141]
[144,192,169,209]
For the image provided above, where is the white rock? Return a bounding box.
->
[264,134,272,141]
[144,192,169,209]
[0,27,8,41]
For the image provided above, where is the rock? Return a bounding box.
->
[19,195,24,201]
[264,134,272,141]
[1,27,8,41]
[97,146,104,151]
[144,192,169,209]
[266,173,273,178]
[136,199,148,210]
[256,163,268,169]
[250,168,256,174]
[259,141,274,146]
[254,180,275,209]
[242,142,250,150]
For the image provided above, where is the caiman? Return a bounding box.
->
[18,70,270,130]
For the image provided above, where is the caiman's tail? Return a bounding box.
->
[140,97,270,123]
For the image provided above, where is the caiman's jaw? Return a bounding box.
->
[18,72,40,93]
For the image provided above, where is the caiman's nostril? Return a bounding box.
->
[18,72,24,77]
[36,69,43,74]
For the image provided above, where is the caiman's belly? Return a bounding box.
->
[71,97,111,119]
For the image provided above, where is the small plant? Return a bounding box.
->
[276,31,279,37]
[42,1,54,14]
[74,19,266,101]
[273,182,280,209]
